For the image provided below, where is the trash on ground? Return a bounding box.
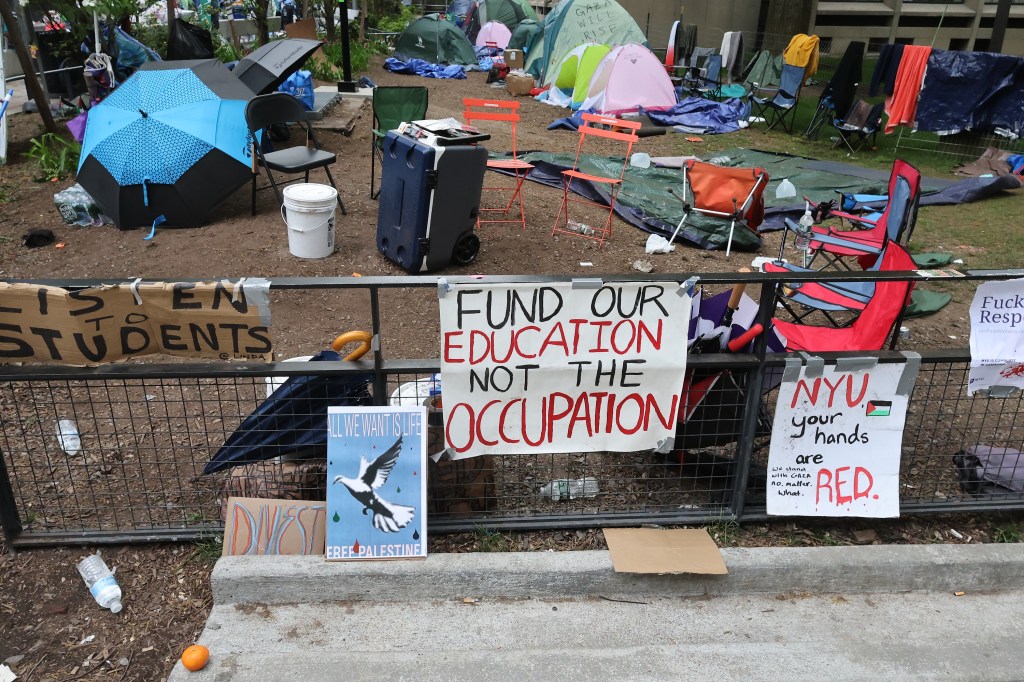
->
[645,234,676,254]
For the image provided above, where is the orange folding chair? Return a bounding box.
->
[667,159,769,256]
[463,98,534,230]
[551,112,640,248]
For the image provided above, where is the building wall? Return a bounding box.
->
[616,0,683,51]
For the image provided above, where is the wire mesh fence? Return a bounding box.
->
[2,274,1024,546]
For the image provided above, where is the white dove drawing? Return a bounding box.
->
[333,435,415,533]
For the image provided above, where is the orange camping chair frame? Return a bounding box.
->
[463,98,534,230]
[551,112,641,248]
[668,159,769,256]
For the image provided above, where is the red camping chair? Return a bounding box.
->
[668,159,769,256]
[463,98,534,230]
[551,112,640,248]
[771,242,917,352]
[780,159,921,270]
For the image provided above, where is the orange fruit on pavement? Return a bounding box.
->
[181,644,209,672]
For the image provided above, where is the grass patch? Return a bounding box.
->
[991,521,1023,544]
[707,517,741,545]
[474,525,509,552]
[194,535,224,561]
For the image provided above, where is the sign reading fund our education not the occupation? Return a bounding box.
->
[439,282,690,458]
[767,361,918,518]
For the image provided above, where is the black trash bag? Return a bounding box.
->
[167,19,215,60]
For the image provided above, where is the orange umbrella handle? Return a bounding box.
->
[331,331,373,361]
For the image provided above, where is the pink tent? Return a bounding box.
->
[579,44,677,115]
[475,21,512,49]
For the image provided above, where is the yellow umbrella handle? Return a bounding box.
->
[331,331,373,361]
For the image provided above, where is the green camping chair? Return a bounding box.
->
[370,86,429,200]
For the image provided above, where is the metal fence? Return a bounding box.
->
[2,271,1024,548]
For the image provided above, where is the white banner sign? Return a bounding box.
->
[968,279,1024,395]
[767,360,918,518]
[439,282,690,458]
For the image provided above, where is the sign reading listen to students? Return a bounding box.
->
[767,360,918,518]
[439,282,690,458]
[0,280,273,365]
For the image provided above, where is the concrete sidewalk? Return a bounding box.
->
[169,545,1024,681]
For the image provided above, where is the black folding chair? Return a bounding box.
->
[244,92,346,216]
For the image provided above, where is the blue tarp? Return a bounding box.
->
[916,50,1024,135]
[384,58,467,79]
[546,108,594,131]
[640,96,751,134]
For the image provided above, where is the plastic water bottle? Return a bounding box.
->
[776,178,796,199]
[795,201,814,266]
[77,553,123,613]
[539,478,600,501]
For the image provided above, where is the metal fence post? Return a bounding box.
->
[728,281,780,522]
[0,449,23,543]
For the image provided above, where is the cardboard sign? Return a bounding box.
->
[767,360,918,518]
[968,279,1024,395]
[325,406,427,561]
[0,279,272,365]
[222,496,326,556]
[439,282,690,458]
[603,528,728,575]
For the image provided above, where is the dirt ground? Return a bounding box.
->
[0,55,1012,681]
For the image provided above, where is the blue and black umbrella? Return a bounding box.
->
[77,59,256,228]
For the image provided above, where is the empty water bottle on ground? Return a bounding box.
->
[776,178,796,199]
[77,553,123,613]
[795,201,814,266]
[539,478,600,501]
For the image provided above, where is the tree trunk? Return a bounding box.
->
[0,0,57,134]
[325,0,337,43]
[764,0,814,40]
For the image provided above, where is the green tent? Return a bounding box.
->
[394,14,478,65]
[507,18,541,53]
[525,0,646,81]
[475,0,538,34]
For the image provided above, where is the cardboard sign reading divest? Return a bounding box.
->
[439,281,689,458]
[0,280,272,365]
[767,359,918,518]
[968,279,1024,395]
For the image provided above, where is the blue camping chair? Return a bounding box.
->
[751,64,805,134]
[691,53,723,100]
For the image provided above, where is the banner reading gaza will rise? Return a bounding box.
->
[439,282,690,458]
[0,280,273,365]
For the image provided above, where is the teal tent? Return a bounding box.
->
[524,0,646,81]
[507,18,541,53]
[394,14,478,66]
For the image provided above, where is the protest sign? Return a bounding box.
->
[767,359,918,518]
[325,406,427,561]
[968,279,1024,395]
[0,279,272,364]
[438,281,690,458]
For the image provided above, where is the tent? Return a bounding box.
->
[579,43,676,115]
[475,20,512,49]
[393,14,478,66]
[524,0,646,81]
[507,18,541,53]
[469,0,537,37]
[541,42,610,108]
[446,0,474,27]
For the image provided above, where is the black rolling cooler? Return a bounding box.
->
[376,124,489,273]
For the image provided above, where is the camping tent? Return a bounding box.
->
[393,14,478,65]
[468,0,537,37]
[579,43,676,115]
[446,0,474,27]
[508,18,541,53]
[476,20,512,49]
[524,0,646,81]
[542,42,611,108]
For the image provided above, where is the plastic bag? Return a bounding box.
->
[167,18,214,60]
[645,234,676,254]
[279,70,314,110]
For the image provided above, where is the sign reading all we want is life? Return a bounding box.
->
[767,358,919,518]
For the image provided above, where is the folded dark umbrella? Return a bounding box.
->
[204,349,373,475]
[234,39,322,95]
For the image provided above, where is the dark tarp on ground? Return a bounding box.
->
[916,50,1024,135]
[640,97,751,134]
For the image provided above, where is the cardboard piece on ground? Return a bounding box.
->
[223,496,327,556]
[286,19,327,65]
[603,528,728,575]
[506,73,535,96]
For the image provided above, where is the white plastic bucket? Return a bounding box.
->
[281,183,337,258]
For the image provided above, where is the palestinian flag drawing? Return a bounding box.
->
[866,400,892,417]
